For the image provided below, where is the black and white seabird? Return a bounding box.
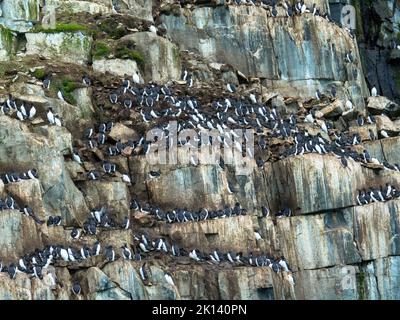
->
[47,108,55,124]
[92,242,101,256]
[70,228,80,239]
[43,77,51,90]
[82,75,91,86]
[27,169,38,179]
[72,282,81,295]
[226,83,236,93]
[121,244,132,260]
[164,272,175,286]
[105,245,116,262]
[121,216,130,230]
[371,86,378,97]
[148,170,161,179]
[139,263,149,281]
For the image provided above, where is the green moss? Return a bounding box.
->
[356,270,366,300]
[51,77,78,105]
[34,22,88,33]
[0,26,16,55]
[114,47,145,69]
[98,18,127,39]
[31,68,46,80]
[28,0,39,20]
[92,41,111,59]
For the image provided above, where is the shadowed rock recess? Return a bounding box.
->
[0,0,399,300]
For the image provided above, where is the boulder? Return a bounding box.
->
[108,122,139,143]
[80,181,130,221]
[25,32,92,66]
[368,96,400,116]
[159,215,257,253]
[0,210,43,263]
[0,116,89,225]
[92,59,143,81]
[120,32,181,83]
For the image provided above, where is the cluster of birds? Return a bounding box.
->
[0,229,292,290]
[176,0,355,40]
[131,198,295,223]
[0,92,65,126]
[0,94,37,122]
[227,0,323,18]
[131,200,247,223]
[279,130,367,168]
[1,169,38,184]
[77,206,130,237]
[0,194,44,224]
[356,183,400,206]
[0,1,395,296]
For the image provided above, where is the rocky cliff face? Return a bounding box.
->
[0,0,399,300]
[328,0,400,104]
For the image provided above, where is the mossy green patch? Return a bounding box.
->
[98,18,127,40]
[51,77,78,105]
[0,26,16,55]
[356,270,366,300]
[92,41,111,59]
[34,22,88,33]
[114,47,145,69]
[31,68,46,80]
[28,0,39,21]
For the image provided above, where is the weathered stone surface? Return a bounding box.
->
[120,32,181,83]
[145,164,260,213]
[318,99,345,118]
[264,154,400,214]
[0,116,89,225]
[31,126,72,155]
[354,200,400,261]
[172,266,219,300]
[375,114,400,132]
[92,59,143,81]
[159,215,257,253]
[81,181,130,220]
[1,0,400,302]
[276,209,361,271]
[117,0,154,22]
[292,265,360,300]
[369,256,400,300]
[102,260,147,299]
[45,0,110,15]
[1,0,39,20]
[5,178,45,219]
[368,96,400,116]
[0,210,42,263]
[78,267,116,297]
[25,32,92,65]
[108,122,139,143]
[71,87,95,122]
[161,6,368,105]
[217,267,273,300]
